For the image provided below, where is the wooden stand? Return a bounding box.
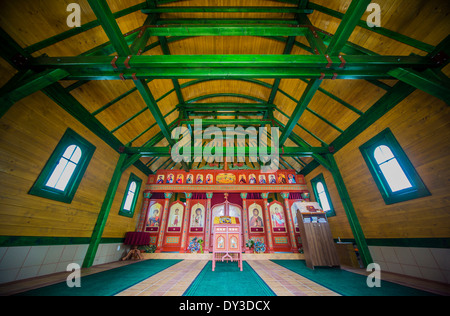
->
[212,217,243,271]
[296,211,340,269]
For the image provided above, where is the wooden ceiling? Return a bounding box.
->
[0,0,449,175]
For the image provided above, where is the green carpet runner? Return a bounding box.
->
[184,261,276,296]
[271,260,437,296]
[16,259,182,296]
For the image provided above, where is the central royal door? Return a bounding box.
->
[209,198,243,252]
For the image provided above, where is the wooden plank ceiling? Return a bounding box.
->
[0,0,449,175]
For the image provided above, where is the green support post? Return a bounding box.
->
[83,153,127,268]
[326,154,373,267]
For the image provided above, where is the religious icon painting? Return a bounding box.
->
[145,202,162,232]
[238,174,246,184]
[190,203,205,232]
[229,235,239,250]
[167,203,184,232]
[290,202,303,232]
[249,203,264,232]
[166,173,174,184]
[268,174,276,184]
[186,174,194,184]
[277,173,287,184]
[269,203,286,232]
[216,235,226,250]
[287,173,296,184]
[175,174,184,184]
[205,174,213,184]
[196,174,203,184]
[249,174,257,184]
[258,175,266,184]
[156,175,164,184]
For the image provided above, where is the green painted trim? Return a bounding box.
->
[2,236,447,249]
[310,173,336,217]
[28,128,96,204]
[359,128,431,205]
[0,236,124,247]
[118,173,143,218]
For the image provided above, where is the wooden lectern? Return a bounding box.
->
[296,210,340,269]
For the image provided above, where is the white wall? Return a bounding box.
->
[369,246,450,284]
[0,243,129,284]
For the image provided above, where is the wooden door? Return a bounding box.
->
[209,200,243,252]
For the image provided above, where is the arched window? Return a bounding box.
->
[29,129,96,203]
[373,145,412,192]
[316,182,331,212]
[119,173,142,217]
[46,145,82,191]
[123,181,137,211]
[359,128,430,204]
[310,174,335,217]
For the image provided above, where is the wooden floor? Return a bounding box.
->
[1,258,449,296]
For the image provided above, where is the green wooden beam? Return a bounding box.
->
[124,145,328,157]
[158,33,185,109]
[325,0,372,56]
[33,54,434,71]
[180,119,271,126]
[300,80,416,176]
[87,0,188,171]
[189,112,265,117]
[0,69,69,118]
[83,154,127,268]
[142,6,313,13]
[180,102,274,110]
[32,54,435,81]
[326,154,373,267]
[87,0,130,56]
[388,68,450,105]
[23,2,147,54]
[156,18,299,25]
[309,2,435,53]
[279,79,322,146]
[133,25,312,37]
[268,36,296,104]
[130,14,158,55]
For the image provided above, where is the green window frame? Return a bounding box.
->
[310,173,335,217]
[29,128,96,203]
[359,128,430,205]
[119,173,142,218]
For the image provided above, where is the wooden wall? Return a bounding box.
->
[0,91,145,240]
[306,89,450,241]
